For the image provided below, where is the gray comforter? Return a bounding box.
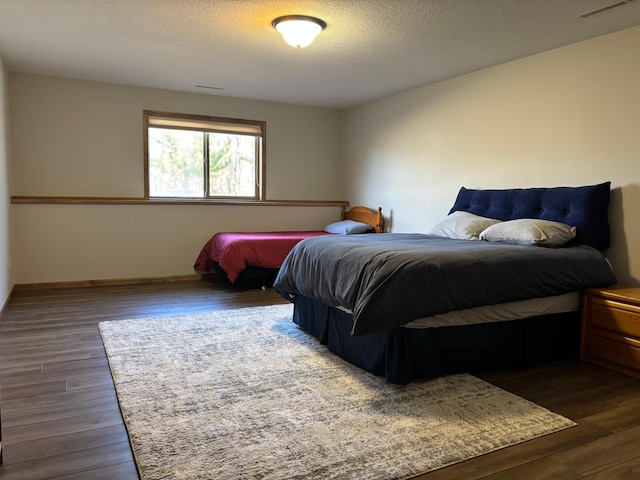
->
[273,234,616,335]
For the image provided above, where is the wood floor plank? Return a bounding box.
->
[90,348,107,358]
[3,424,129,464]
[66,373,114,391]
[2,395,119,429]
[0,327,83,345]
[51,461,139,480]
[0,365,110,389]
[0,380,67,401]
[476,457,581,480]
[550,424,640,476]
[3,410,124,445]
[0,351,94,370]
[0,337,105,360]
[0,384,116,414]
[0,441,134,480]
[0,364,42,379]
[582,397,640,433]
[42,356,108,372]
[582,455,640,479]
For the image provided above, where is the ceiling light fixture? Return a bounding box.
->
[271,15,327,48]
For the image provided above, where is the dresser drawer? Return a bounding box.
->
[588,298,640,339]
[585,334,640,370]
[581,286,640,379]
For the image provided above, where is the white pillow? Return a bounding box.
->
[479,219,577,247]
[427,211,502,240]
[324,219,373,235]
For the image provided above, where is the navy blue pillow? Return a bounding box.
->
[449,182,611,250]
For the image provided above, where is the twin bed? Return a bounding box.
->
[194,206,384,288]
[273,182,617,384]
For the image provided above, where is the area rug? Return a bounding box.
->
[99,304,575,480]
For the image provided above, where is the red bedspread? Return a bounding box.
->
[194,231,330,283]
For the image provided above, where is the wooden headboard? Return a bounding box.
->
[342,206,384,233]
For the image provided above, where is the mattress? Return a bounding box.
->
[402,291,580,328]
[335,292,580,329]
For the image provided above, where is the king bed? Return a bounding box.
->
[194,206,384,288]
[274,182,617,384]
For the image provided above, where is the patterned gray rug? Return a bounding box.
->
[99,304,575,480]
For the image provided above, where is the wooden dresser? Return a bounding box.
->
[581,286,640,379]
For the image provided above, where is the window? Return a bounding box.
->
[144,111,265,200]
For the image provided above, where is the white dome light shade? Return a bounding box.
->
[272,15,327,48]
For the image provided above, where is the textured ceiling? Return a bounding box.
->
[1,0,639,108]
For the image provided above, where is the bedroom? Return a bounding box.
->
[1,1,640,478]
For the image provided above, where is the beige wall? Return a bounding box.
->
[0,56,11,304]
[9,75,344,283]
[343,26,640,285]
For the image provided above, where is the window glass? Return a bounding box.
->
[148,128,204,197]
[208,132,257,197]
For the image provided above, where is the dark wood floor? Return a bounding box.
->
[1,280,640,479]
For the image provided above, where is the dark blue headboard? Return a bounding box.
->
[449,182,611,250]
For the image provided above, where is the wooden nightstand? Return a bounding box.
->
[581,286,640,379]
